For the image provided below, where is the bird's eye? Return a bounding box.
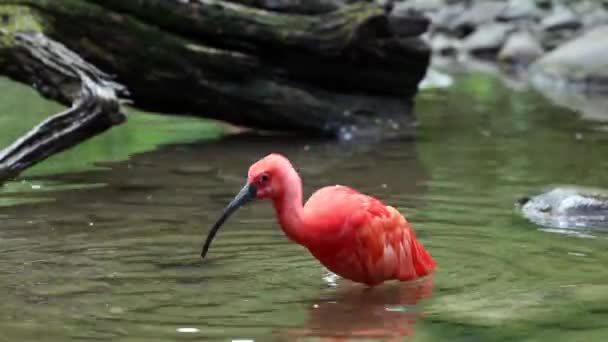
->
[259,174,270,184]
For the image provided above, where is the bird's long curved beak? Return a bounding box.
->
[201,182,257,259]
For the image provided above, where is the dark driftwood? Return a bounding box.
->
[0,32,127,183]
[88,0,390,55]
[0,0,430,136]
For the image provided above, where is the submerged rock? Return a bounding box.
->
[519,186,608,231]
[531,25,608,91]
[498,30,544,65]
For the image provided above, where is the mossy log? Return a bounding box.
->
[0,0,430,137]
[227,0,345,14]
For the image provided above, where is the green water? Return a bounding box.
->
[0,77,224,178]
[1,73,608,342]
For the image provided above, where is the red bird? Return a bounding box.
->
[201,153,436,286]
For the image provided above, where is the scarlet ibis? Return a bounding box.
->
[201,153,436,286]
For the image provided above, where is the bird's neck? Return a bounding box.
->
[272,169,309,246]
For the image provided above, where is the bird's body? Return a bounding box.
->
[202,153,436,286]
[278,185,436,286]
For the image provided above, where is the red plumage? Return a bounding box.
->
[301,185,436,286]
[204,153,436,286]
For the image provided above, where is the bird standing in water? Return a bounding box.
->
[201,153,436,286]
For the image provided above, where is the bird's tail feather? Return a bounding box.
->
[411,238,436,278]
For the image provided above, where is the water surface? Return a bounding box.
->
[1,73,608,341]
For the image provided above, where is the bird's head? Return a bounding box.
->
[201,153,294,259]
[247,153,294,200]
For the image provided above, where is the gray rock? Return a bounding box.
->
[539,28,579,51]
[429,32,461,55]
[451,1,507,34]
[541,4,581,31]
[499,0,543,21]
[498,30,544,65]
[461,23,515,56]
[532,25,608,91]
[582,8,608,29]
[573,0,596,14]
[428,3,467,33]
[519,186,608,231]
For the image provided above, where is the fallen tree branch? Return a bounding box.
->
[2,31,129,104]
[0,32,127,183]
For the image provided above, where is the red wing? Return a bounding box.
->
[304,185,435,285]
[351,206,435,284]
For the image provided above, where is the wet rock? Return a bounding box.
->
[541,4,581,31]
[531,25,608,91]
[461,23,515,57]
[519,186,608,230]
[451,1,507,36]
[498,30,544,65]
[498,0,543,21]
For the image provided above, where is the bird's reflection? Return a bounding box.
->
[286,275,434,342]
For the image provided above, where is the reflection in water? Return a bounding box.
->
[287,277,434,342]
[10,132,429,232]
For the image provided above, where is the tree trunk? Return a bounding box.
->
[0,0,430,137]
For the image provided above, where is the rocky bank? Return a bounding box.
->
[396,0,608,92]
